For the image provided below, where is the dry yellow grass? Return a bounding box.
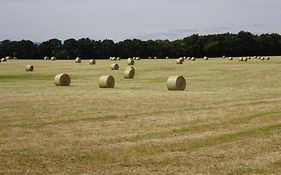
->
[0,57,281,174]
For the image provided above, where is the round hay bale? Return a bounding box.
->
[222,55,226,58]
[183,56,187,59]
[127,59,135,65]
[136,57,140,60]
[124,66,135,79]
[1,57,7,62]
[204,56,208,60]
[229,57,233,60]
[261,57,265,60]
[51,56,56,61]
[154,56,157,59]
[266,56,270,60]
[111,63,119,70]
[239,57,243,61]
[75,57,81,63]
[98,75,115,88]
[25,65,34,71]
[166,56,169,59]
[54,73,71,86]
[176,58,184,64]
[167,76,186,91]
[5,56,11,60]
[117,57,121,60]
[148,56,152,59]
[191,57,196,61]
[44,56,49,60]
[243,57,248,61]
[13,57,17,60]
[89,59,96,64]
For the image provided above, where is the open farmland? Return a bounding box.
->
[0,57,281,174]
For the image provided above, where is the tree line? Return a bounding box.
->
[1,31,281,59]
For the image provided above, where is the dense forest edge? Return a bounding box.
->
[1,31,281,59]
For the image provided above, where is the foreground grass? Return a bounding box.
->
[0,57,281,174]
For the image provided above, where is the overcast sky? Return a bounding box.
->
[0,0,280,42]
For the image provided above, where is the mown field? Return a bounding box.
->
[0,57,281,174]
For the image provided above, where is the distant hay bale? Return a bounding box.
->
[187,57,191,60]
[257,56,261,59]
[261,57,265,60]
[113,57,117,60]
[176,58,184,64]
[204,56,208,60]
[166,56,169,59]
[124,66,135,79]
[136,57,140,60]
[229,57,233,60]
[266,56,270,60]
[98,75,115,88]
[89,59,96,64]
[44,56,49,60]
[222,55,226,58]
[25,65,34,71]
[75,57,81,63]
[117,57,121,60]
[154,56,157,59]
[254,56,257,59]
[191,57,196,61]
[183,56,187,59]
[111,63,119,70]
[54,73,71,86]
[1,58,7,62]
[239,57,243,61]
[148,56,152,59]
[243,57,248,61]
[13,57,17,60]
[167,76,186,91]
[51,56,56,61]
[127,59,135,65]
[5,56,11,60]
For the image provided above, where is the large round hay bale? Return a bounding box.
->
[154,56,157,59]
[75,57,81,63]
[98,75,115,88]
[167,76,186,91]
[166,56,169,59]
[239,57,243,61]
[51,56,56,61]
[266,56,270,60]
[54,73,71,86]
[111,63,119,70]
[187,57,191,60]
[127,59,135,65]
[1,58,7,62]
[117,57,121,60]
[243,57,248,62]
[44,56,49,60]
[191,57,196,61]
[5,56,11,60]
[261,57,265,60]
[89,59,96,64]
[204,56,208,60]
[136,57,140,60]
[25,65,34,71]
[229,57,233,60]
[148,56,152,59]
[124,66,135,79]
[222,55,226,58]
[176,58,184,64]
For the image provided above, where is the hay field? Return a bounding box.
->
[0,57,281,174]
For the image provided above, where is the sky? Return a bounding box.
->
[0,0,280,42]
